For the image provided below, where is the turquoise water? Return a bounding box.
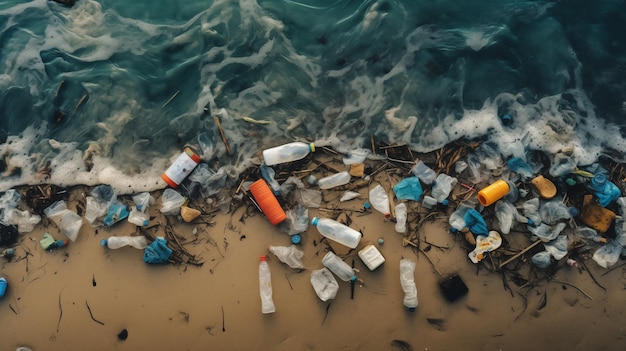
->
[1,0,625,193]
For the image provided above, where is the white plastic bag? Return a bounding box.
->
[160,189,186,215]
[44,201,83,242]
[310,268,338,301]
[269,245,304,269]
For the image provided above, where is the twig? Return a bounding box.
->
[161,90,180,108]
[56,289,64,332]
[418,247,444,277]
[221,305,226,332]
[601,262,626,276]
[321,303,331,326]
[549,280,593,301]
[499,240,542,269]
[215,115,233,156]
[580,260,606,291]
[85,301,105,325]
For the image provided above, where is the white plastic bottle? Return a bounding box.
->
[311,217,361,249]
[258,256,276,314]
[369,184,391,218]
[100,236,148,249]
[411,160,437,185]
[394,203,407,233]
[262,142,315,166]
[318,171,351,189]
[399,259,418,311]
[321,251,356,282]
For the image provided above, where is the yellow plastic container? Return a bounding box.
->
[477,179,510,206]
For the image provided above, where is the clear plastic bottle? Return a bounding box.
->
[100,236,148,249]
[399,259,418,311]
[311,217,361,249]
[394,203,407,233]
[410,160,437,185]
[431,173,457,203]
[322,251,356,282]
[369,184,391,218]
[258,256,276,314]
[262,142,315,166]
[318,171,351,189]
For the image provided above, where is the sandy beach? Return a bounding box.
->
[2,144,626,351]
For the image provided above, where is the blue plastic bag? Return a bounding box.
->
[143,237,172,264]
[588,174,621,207]
[507,157,534,181]
[393,177,423,201]
[103,203,130,227]
[464,209,488,236]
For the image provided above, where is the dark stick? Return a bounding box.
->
[85,301,105,325]
[56,289,63,332]
[350,259,355,299]
[581,260,606,291]
[321,303,331,326]
[221,305,226,332]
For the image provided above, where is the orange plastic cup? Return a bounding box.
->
[249,179,287,225]
[477,179,510,206]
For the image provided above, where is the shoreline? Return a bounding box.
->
[1,141,626,350]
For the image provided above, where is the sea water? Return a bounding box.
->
[1,0,625,193]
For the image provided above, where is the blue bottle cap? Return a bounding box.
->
[592,173,607,186]
[99,239,108,247]
[407,306,416,312]
[363,201,371,209]
[291,234,302,245]
[441,199,449,206]
[350,276,357,282]
[378,238,384,245]
[501,114,512,124]
[568,207,579,217]
[527,219,534,226]
[311,217,319,226]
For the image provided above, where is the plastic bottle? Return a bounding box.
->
[100,236,148,249]
[422,195,437,210]
[248,179,287,225]
[478,179,510,207]
[399,259,418,311]
[310,268,338,301]
[410,160,436,185]
[318,171,351,189]
[507,157,534,181]
[369,184,391,218]
[431,173,457,203]
[262,142,315,166]
[162,147,202,188]
[394,203,407,233]
[311,217,361,249]
[258,256,276,314]
[321,251,356,282]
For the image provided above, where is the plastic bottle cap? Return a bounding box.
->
[441,199,449,205]
[565,178,576,186]
[363,202,371,209]
[378,238,384,245]
[407,307,416,312]
[260,255,267,262]
[309,143,315,152]
[592,173,607,186]
[311,217,319,226]
[100,239,108,247]
[350,276,357,282]
[501,114,512,123]
[568,207,579,217]
[527,219,534,226]
[384,213,391,218]
[291,234,302,245]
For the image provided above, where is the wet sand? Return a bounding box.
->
[2,160,626,351]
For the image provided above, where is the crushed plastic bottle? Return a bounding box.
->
[431,173,457,203]
[410,160,436,185]
[394,203,407,233]
[449,202,474,232]
[495,200,529,234]
[258,256,276,314]
[269,245,304,269]
[399,259,418,311]
[100,236,148,249]
[507,157,535,181]
[369,184,391,218]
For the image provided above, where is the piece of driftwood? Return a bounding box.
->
[499,240,542,269]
